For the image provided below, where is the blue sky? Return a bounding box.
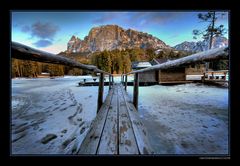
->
[12,11,229,54]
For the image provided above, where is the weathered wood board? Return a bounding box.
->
[97,87,118,154]
[117,86,139,154]
[78,83,153,155]
[78,89,113,154]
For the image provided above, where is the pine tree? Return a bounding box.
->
[193,11,227,71]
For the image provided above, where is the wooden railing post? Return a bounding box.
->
[133,73,139,111]
[125,74,127,91]
[202,72,205,82]
[109,75,111,90]
[97,73,104,113]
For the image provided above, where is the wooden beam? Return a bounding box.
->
[11,41,110,74]
[127,46,229,74]
[124,75,127,91]
[97,73,104,112]
[133,73,139,111]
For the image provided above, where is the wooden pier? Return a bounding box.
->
[11,42,229,155]
[78,83,153,154]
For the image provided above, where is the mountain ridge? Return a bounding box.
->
[173,36,228,52]
[66,24,171,53]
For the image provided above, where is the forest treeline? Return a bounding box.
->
[11,48,227,78]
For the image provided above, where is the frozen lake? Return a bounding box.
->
[127,83,228,154]
[11,76,229,155]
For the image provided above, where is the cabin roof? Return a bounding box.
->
[151,58,170,65]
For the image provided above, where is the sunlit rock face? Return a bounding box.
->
[67,25,170,53]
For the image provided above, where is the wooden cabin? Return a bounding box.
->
[131,59,208,84]
[38,72,50,78]
[152,59,186,83]
[131,61,157,83]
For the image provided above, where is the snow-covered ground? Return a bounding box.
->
[11,76,229,155]
[11,75,109,154]
[127,83,229,154]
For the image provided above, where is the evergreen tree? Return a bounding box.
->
[193,11,227,71]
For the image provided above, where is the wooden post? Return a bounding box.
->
[125,74,127,91]
[133,73,139,111]
[109,75,111,90]
[202,72,205,82]
[155,70,160,83]
[97,73,104,113]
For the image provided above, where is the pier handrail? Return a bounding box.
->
[126,46,228,75]
[11,41,113,111]
[11,41,110,74]
[121,46,229,109]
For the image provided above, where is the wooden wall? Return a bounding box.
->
[185,64,205,75]
[159,68,186,82]
[139,71,156,83]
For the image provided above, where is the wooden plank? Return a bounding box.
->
[128,46,228,74]
[97,85,118,154]
[120,86,154,154]
[78,89,113,154]
[97,73,104,112]
[133,73,139,110]
[117,85,139,154]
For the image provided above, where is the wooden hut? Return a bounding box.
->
[131,61,157,83]
[131,58,208,84]
[152,59,187,83]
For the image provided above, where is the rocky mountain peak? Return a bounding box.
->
[66,24,170,53]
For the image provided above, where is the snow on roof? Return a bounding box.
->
[132,61,152,69]
[137,62,152,68]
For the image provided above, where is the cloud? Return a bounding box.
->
[33,39,53,47]
[131,12,183,25]
[21,21,59,40]
[92,12,126,24]
[93,14,115,23]
[31,22,59,39]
